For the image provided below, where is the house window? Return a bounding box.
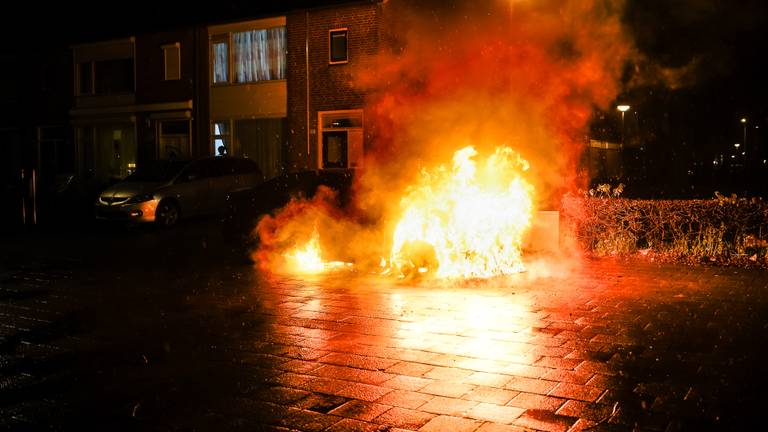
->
[159,120,190,159]
[211,26,286,84]
[79,124,137,184]
[212,121,231,156]
[162,43,181,81]
[211,36,229,84]
[94,58,134,94]
[78,62,93,94]
[329,29,348,64]
[235,118,285,180]
[232,27,286,82]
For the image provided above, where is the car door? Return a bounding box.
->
[170,160,215,216]
[208,157,236,211]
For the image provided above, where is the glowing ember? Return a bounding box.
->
[389,145,534,278]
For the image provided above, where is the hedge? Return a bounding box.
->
[561,188,768,268]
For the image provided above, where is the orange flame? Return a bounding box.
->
[283,226,325,274]
[389,145,534,278]
[281,226,354,274]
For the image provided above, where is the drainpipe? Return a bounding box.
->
[194,28,200,157]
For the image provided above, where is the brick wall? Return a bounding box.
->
[286,2,380,171]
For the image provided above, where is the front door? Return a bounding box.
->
[322,131,348,168]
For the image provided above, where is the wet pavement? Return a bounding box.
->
[2,221,768,431]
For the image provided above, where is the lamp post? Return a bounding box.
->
[741,118,747,165]
[616,105,630,180]
[617,105,630,149]
[734,143,745,174]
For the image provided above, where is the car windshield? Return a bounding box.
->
[124,160,189,182]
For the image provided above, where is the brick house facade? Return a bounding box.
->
[286,1,381,172]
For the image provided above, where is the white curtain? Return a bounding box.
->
[213,42,228,83]
[233,27,286,83]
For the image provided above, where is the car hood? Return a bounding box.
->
[100,181,166,199]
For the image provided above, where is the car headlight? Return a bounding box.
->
[125,193,155,204]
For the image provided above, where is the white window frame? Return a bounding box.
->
[317,109,364,169]
[211,120,232,156]
[328,28,349,65]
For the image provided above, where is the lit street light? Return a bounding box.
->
[617,104,630,149]
[740,118,747,165]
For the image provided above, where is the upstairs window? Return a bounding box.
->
[232,27,286,82]
[78,62,93,94]
[94,58,134,94]
[211,37,229,84]
[211,26,286,84]
[329,28,348,64]
[162,43,181,81]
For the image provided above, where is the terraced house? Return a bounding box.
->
[1,0,382,225]
[69,1,381,198]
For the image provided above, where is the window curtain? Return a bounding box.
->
[213,42,228,83]
[233,27,286,83]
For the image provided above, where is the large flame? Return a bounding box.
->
[254,0,633,280]
[389,145,534,278]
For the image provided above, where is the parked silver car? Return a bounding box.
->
[95,157,264,227]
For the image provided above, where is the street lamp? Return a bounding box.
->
[741,118,747,164]
[617,105,630,148]
[734,143,744,169]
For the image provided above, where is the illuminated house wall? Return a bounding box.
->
[285,2,381,172]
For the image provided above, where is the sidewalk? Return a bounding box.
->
[2,234,768,430]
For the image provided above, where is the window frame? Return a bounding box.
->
[211,120,232,156]
[162,42,181,81]
[328,28,349,65]
[317,109,364,169]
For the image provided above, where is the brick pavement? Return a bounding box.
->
[3,233,768,431]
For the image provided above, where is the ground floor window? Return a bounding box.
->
[78,123,136,185]
[211,121,231,156]
[234,118,285,180]
[159,120,191,160]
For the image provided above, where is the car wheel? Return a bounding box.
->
[155,200,180,227]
